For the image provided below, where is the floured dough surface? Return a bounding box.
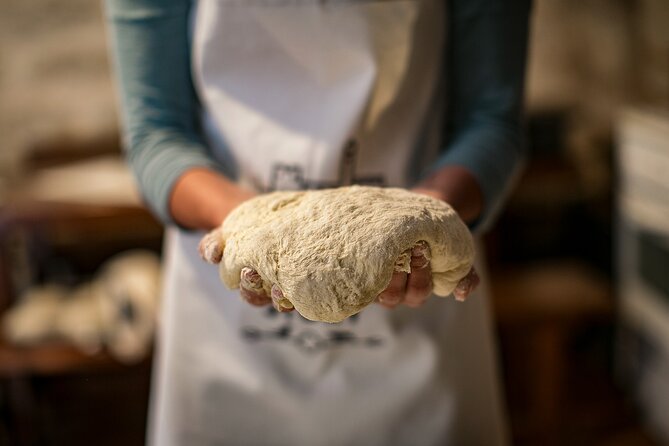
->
[216,186,474,323]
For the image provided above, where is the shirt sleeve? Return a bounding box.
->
[430,0,532,232]
[104,0,224,225]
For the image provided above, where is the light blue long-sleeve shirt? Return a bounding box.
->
[105,0,531,231]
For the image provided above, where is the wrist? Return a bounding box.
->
[169,168,255,230]
[413,166,483,224]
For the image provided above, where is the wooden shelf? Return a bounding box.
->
[492,261,613,326]
[0,199,161,376]
[0,336,131,377]
[0,200,163,311]
[0,201,162,241]
[491,261,615,443]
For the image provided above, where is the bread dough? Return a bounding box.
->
[203,186,474,323]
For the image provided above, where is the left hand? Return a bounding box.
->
[374,167,483,308]
[375,240,479,309]
[376,241,433,308]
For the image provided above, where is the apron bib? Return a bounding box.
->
[149,1,508,445]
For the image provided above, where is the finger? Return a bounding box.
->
[453,267,480,302]
[240,287,272,306]
[377,271,408,308]
[199,228,225,264]
[239,267,271,306]
[271,284,294,313]
[404,244,433,308]
[410,240,431,268]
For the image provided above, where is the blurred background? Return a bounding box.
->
[0,0,668,445]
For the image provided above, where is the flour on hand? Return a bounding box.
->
[200,186,475,323]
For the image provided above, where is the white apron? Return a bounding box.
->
[149,1,508,445]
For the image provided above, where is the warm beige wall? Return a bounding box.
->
[527,0,669,195]
[0,0,118,194]
[527,0,669,122]
[1,0,668,198]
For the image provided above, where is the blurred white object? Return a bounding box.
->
[19,155,141,206]
[616,107,669,444]
[616,108,669,233]
[2,285,67,344]
[1,250,161,363]
[97,250,162,362]
[54,282,107,355]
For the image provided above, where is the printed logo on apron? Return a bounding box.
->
[269,139,385,191]
[241,308,383,354]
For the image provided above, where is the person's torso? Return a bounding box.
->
[148,2,507,444]
[191,0,446,192]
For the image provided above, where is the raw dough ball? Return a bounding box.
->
[206,185,474,323]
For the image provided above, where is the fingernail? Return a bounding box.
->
[199,235,223,263]
[241,267,263,290]
[380,295,400,305]
[457,278,470,292]
[454,280,471,302]
[271,284,293,311]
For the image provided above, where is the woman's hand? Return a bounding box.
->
[229,241,479,314]
[238,268,294,313]
[412,165,483,225]
[199,232,294,312]
[375,241,480,309]
[376,165,484,309]
[199,164,483,313]
[376,241,433,308]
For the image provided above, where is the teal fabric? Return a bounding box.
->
[105,0,531,230]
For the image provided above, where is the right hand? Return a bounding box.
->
[375,241,479,310]
[198,227,294,313]
[239,267,294,313]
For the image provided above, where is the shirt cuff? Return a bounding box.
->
[127,134,224,226]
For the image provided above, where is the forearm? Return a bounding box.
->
[169,168,255,230]
[429,0,531,231]
[105,0,227,225]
